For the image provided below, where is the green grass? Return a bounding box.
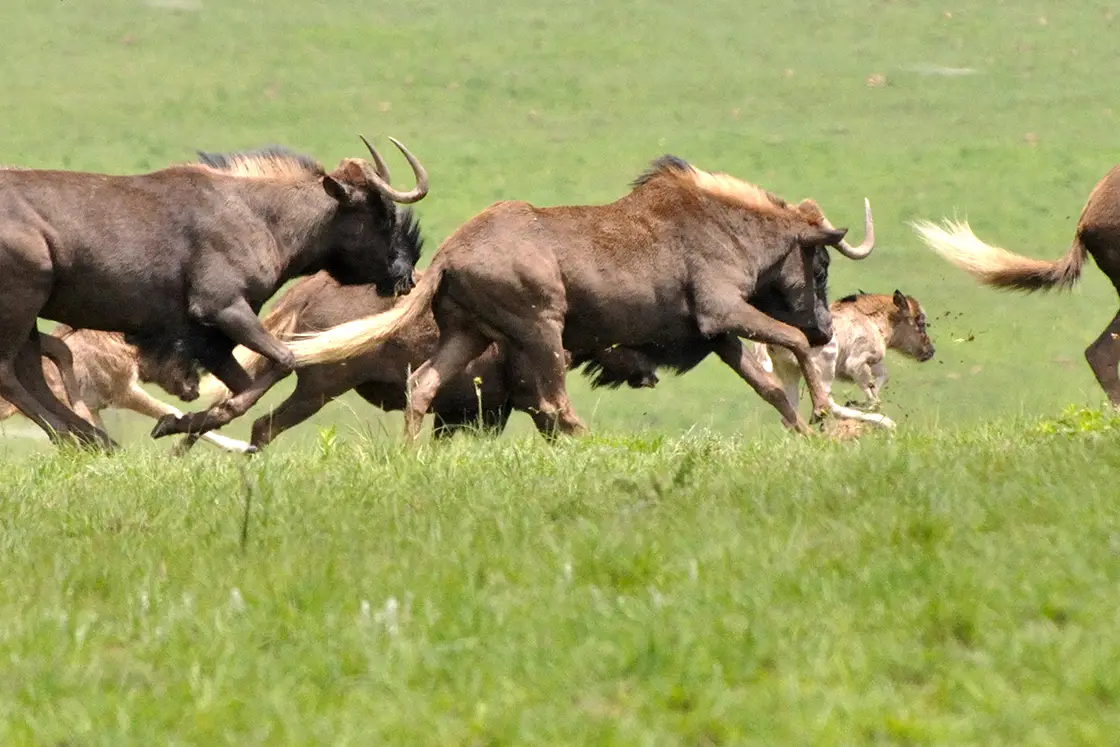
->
[3,0,1120,743]
[4,418,1120,745]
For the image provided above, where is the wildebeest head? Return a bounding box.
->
[750,243,833,346]
[887,289,935,362]
[756,197,876,346]
[320,136,429,296]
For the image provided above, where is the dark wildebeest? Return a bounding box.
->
[0,136,427,449]
[0,326,251,452]
[912,164,1120,405]
[285,155,875,440]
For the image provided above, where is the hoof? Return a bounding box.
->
[151,414,182,439]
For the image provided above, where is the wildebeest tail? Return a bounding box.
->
[287,268,443,365]
[911,219,1085,292]
[198,299,305,402]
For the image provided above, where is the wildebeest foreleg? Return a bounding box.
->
[712,335,812,435]
[114,381,252,453]
[151,363,287,440]
[1085,309,1120,407]
[696,299,830,422]
[209,298,296,373]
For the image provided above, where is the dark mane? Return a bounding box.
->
[631,154,694,190]
[195,145,325,180]
[837,290,869,304]
[393,207,424,266]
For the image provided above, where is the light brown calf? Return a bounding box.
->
[757,291,935,428]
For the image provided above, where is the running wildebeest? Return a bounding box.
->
[756,290,935,429]
[286,154,876,440]
[0,135,428,449]
[912,164,1120,405]
[0,326,251,452]
[177,262,820,452]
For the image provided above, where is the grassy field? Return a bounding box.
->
[2,0,1120,743]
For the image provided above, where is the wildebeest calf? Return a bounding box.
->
[0,326,251,451]
[755,291,935,428]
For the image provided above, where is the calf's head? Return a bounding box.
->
[320,136,428,296]
[887,289,935,362]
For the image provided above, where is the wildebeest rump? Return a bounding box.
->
[0,135,428,449]
[912,164,1120,405]
[286,155,875,439]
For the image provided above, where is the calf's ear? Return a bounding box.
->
[893,289,908,310]
[322,176,355,205]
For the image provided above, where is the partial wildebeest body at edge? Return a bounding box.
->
[287,154,876,440]
[0,135,428,449]
[757,291,936,429]
[0,326,251,452]
[913,164,1120,406]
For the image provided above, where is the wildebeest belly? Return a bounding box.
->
[559,276,697,354]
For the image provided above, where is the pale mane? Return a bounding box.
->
[631,154,786,215]
[193,146,325,181]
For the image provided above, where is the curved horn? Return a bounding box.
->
[358,135,429,204]
[359,134,391,183]
[826,198,874,259]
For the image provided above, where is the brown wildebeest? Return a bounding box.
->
[912,165,1120,404]
[286,154,875,440]
[0,136,427,449]
[757,290,935,429]
[176,267,813,452]
[0,326,251,452]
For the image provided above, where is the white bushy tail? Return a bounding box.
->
[287,268,442,365]
[911,219,1084,291]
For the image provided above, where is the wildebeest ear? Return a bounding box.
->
[893,289,908,309]
[801,226,848,247]
[322,176,355,205]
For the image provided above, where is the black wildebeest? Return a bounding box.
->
[286,155,875,439]
[0,135,427,448]
[912,164,1120,405]
[178,273,827,452]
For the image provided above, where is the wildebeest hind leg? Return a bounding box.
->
[506,321,587,440]
[38,333,96,424]
[712,335,812,435]
[249,377,337,450]
[404,330,491,442]
[1085,309,1120,406]
[11,337,115,449]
